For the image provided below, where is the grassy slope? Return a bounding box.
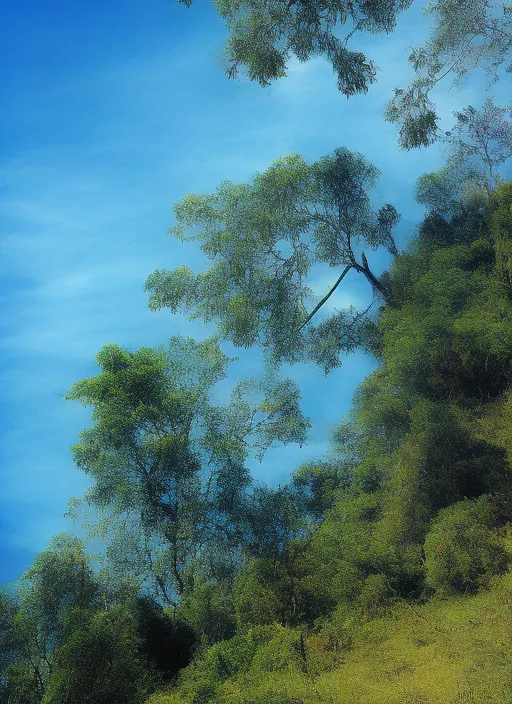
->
[148,563,512,704]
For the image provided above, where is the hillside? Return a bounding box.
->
[148,563,512,704]
[142,183,512,704]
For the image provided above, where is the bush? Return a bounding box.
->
[234,563,281,631]
[176,581,236,645]
[357,573,394,620]
[248,625,307,675]
[175,626,280,703]
[423,497,510,595]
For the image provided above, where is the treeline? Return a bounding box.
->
[2,176,511,703]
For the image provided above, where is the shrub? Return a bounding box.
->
[357,573,394,620]
[423,497,510,595]
[234,563,281,631]
[176,581,236,645]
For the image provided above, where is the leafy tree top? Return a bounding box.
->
[65,335,310,600]
[145,147,400,373]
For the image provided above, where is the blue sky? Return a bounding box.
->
[1,0,493,584]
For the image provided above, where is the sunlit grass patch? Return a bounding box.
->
[146,567,512,704]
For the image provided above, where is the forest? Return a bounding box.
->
[1,1,512,703]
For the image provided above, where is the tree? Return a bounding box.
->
[66,336,309,604]
[176,580,237,645]
[41,597,195,704]
[386,0,512,148]
[41,605,151,704]
[292,459,352,521]
[19,535,99,649]
[490,180,512,293]
[442,99,512,190]
[1,542,199,704]
[243,485,306,557]
[0,536,101,704]
[145,147,399,373]
[0,590,42,704]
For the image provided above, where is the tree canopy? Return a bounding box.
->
[184,0,413,96]
[145,147,399,373]
[386,0,512,148]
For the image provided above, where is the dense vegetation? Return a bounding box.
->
[3,177,511,703]
[2,1,512,703]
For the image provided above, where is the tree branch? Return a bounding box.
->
[297,265,352,332]
[355,254,387,298]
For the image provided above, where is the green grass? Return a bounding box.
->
[146,566,512,704]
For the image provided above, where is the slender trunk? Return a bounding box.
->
[171,546,185,595]
[297,265,352,332]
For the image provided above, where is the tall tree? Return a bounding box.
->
[145,147,399,373]
[66,336,309,603]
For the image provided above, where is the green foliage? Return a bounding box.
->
[0,542,197,704]
[172,627,267,702]
[0,536,103,703]
[162,623,311,703]
[441,101,512,188]
[2,660,42,704]
[282,184,512,616]
[0,588,44,703]
[177,0,510,154]
[357,573,395,620]
[292,459,351,519]
[424,497,510,595]
[66,336,309,601]
[19,534,100,643]
[415,166,490,220]
[381,223,512,402]
[243,485,307,557]
[385,99,439,150]
[5,1,512,700]
[234,561,281,631]
[42,605,151,704]
[386,4,512,149]
[147,567,512,703]
[7,139,512,704]
[247,625,308,675]
[176,581,236,645]
[491,181,512,293]
[146,148,399,372]
[413,100,511,228]
[205,0,413,95]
